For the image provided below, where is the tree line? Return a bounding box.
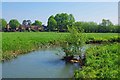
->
[0,13,119,33]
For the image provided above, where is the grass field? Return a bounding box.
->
[1,32,119,61]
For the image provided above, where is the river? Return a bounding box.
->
[2,47,80,78]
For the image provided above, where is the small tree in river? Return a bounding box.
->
[61,26,86,62]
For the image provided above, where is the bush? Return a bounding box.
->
[74,43,119,78]
[61,26,86,59]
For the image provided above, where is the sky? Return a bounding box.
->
[118,2,120,25]
[1,0,119,2]
[2,2,118,25]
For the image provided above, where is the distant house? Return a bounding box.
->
[42,25,48,31]
[30,25,47,32]
[4,24,11,32]
[17,25,25,32]
[31,25,40,31]
[18,25,31,32]
[3,23,48,32]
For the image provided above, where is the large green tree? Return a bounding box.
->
[47,15,57,31]
[0,19,7,30]
[54,13,75,31]
[9,19,20,29]
[32,20,42,27]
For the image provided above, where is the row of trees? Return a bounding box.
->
[47,13,119,33]
[0,19,42,29]
[0,19,43,32]
[0,13,119,32]
[74,20,119,33]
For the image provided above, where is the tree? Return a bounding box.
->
[32,20,42,27]
[101,19,113,27]
[47,15,57,31]
[0,19,7,30]
[22,20,27,26]
[68,14,75,27]
[54,13,75,31]
[87,22,98,32]
[54,14,61,31]
[60,13,69,30]
[113,25,120,33]
[9,19,20,29]
[61,26,86,64]
[27,20,32,26]
[99,19,113,32]
[74,21,98,33]
[22,20,32,26]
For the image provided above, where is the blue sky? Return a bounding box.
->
[2,2,118,25]
[2,0,119,2]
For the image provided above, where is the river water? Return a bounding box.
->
[2,47,80,78]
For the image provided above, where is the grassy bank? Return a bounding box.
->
[1,32,118,61]
[74,43,119,78]
[2,32,67,61]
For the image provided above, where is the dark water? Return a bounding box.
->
[0,63,1,79]
[2,47,80,78]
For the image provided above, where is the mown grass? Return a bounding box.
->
[1,32,119,61]
[2,32,67,61]
[74,43,119,78]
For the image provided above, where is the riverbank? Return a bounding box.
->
[74,43,119,78]
[2,32,67,61]
[1,32,119,61]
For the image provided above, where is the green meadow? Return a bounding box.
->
[2,32,66,60]
[1,32,118,61]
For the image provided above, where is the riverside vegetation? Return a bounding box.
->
[59,26,119,78]
[61,26,86,64]
[74,43,119,78]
